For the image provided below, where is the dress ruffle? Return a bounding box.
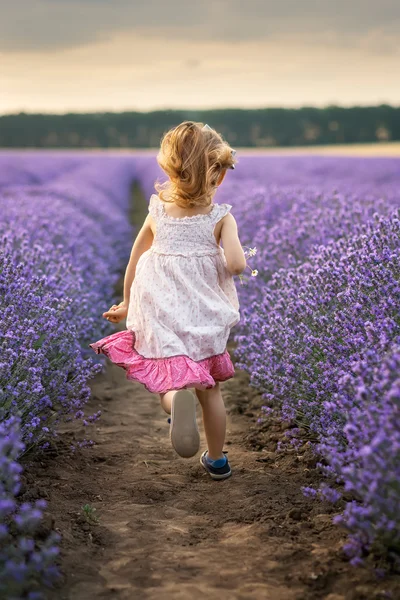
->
[89,329,235,394]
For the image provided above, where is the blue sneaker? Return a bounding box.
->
[169,390,200,458]
[200,450,232,480]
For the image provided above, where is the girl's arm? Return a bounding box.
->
[220,213,247,275]
[102,216,154,322]
[122,215,154,306]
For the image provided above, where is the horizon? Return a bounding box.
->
[1,102,400,118]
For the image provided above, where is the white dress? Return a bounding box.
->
[90,194,240,394]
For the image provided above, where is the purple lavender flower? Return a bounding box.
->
[0,152,137,595]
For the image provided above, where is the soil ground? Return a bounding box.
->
[20,183,400,600]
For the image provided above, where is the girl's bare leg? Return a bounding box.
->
[194,383,226,461]
[159,391,175,414]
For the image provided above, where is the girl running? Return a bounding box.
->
[89,121,246,480]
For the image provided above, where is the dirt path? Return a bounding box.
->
[22,184,400,600]
[53,358,322,600]
[27,354,398,600]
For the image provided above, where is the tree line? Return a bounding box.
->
[0,105,399,148]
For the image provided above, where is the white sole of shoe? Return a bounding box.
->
[170,390,200,458]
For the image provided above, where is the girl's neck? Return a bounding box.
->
[162,200,214,219]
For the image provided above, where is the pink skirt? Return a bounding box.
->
[89,329,235,394]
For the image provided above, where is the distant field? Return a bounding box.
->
[235,142,400,156]
[1,142,400,156]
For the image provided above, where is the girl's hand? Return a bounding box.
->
[102,301,128,324]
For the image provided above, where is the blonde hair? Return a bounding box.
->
[154,121,237,208]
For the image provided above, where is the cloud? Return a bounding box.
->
[0,0,399,52]
[1,0,399,113]
[1,23,399,115]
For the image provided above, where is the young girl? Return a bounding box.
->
[89,121,246,480]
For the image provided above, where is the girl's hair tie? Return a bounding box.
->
[202,123,236,169]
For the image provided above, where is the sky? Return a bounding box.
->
[0,0,399,114]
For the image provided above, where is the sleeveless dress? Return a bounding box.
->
[89,193,240,394]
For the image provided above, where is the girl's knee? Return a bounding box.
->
[195,383,220,404]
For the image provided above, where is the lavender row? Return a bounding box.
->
[1,155,137,447]
[0,415,60,598]
[134,153,400,567]
[228,159,400,567]
[0,154,137,597]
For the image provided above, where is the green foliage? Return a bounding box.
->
[1,105,399,148]
[82,504,99,524]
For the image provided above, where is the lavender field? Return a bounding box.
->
[137,153,400,567]
[223,157,400,567]
[1,151,399,597]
